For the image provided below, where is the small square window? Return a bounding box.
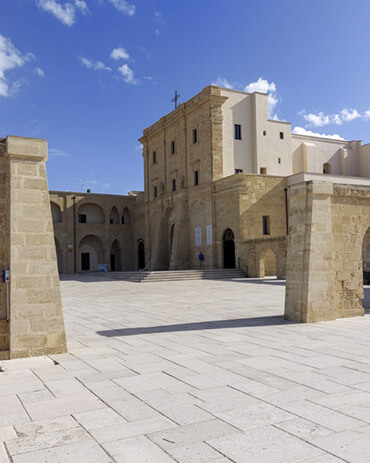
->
[172,179,176,191]
[260,167,267,174]
[78,214,87,224]
[262,216,270,235]
[280,132,284,139]
[193,129,197,144]
[263,130,267,136]
[152,151,157,164]
[234,124,242,140]
[235,169,243,174]
[278,158,281,164]
[110,218,113,224]
[121,216,125,224]
[194,170,199,186]
[171,141,175,154]
[154,186,158,198]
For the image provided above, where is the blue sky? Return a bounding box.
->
[2,0,370,194]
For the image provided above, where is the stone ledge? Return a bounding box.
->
[5,136,47,161]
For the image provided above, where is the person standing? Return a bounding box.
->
[199,251,205,270]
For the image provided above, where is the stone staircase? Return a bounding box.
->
[96,268,246,282]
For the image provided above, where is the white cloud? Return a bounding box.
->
[118,63,137,84]
[154,29,160,36]
[34,67,45,78]
[365,110,370,119]
[0,34,33,97]
[49,148,68,157]
[244,77,278,118]
[80,56,112,71]
[211,76,233,89]
[300,108,363,127]
[108,0,135,16]
[36,0,88,26]
[110,47,129,61]
[292,126,345,141]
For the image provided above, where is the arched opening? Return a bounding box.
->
[110,239,121,271]
[51,202,62,223]
[78,235,104,272]
[54,236,63,273]
[138,241,145,269]
[323,162,331,174]
[223,228,236,269]
[122,207,131,225]
[78,203,105,224]
[110,206,120,224]
[259,249,277,278]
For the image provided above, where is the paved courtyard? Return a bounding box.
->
[2,277,370,462]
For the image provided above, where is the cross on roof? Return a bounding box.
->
[171,90,180,109]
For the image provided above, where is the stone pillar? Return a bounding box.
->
[284,181,336,322]
[6,136,67,358]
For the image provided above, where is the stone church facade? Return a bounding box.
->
[50,85,370,281]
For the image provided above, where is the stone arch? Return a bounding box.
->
[110,206,120,224]
[78,203,105,224]
[54,236,63,273]
[110,239,120,271]
[323,162,331,174]
[78,234,104,272]
[51,202,62,223]
[223,228,236,269]
[122,207,131,224]
[259,248,277,278]
[138,240,145,269]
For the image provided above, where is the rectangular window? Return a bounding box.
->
[110,219,113,224]
[152,151,157,164]
[154,186,157,198]
[171,141,175,155]
[194,170,199,186]
[121,216,125,224]
[172,179,176,191]
[262,216,270,235]
[78,214,87,224]
[235,168,243,174]
[260,167,267,174]
[193,129,198,144]
[263,130,267,136]
[280,132,284,139]
[234,124,242,140]
[278,158,281,164]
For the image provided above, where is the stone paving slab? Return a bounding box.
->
[1,277,370,462]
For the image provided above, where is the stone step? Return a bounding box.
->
[101,269,246,282]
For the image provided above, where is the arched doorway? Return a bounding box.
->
[51,202,62,223]
[223,228,236,269]
[122,207,131,224]
[259,249,277,278]
[78,203,105,224]
[110,206,120,224]
[110,239,120,271]
[323,162,331,174]
[78,235,104,272]
[138,241,145,270]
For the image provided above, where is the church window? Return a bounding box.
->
[280,132,284,139]
[152,151,157,163]
[193,129,198,144]
[260,167,267,174]
[278,158,281,164]
[171,141,175,154]
[172,179,176,191]
[262,216,270,235]
[194,170,199,186]
[234,124,242,140]
[154,186,158,198]
[78,214,87,224]
[235,169,243,174]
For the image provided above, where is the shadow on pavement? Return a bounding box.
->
[97,315,293,337]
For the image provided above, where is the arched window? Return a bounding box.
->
[122,207,131,224]
[223,228,236,269]
[110,206,120,224]
[323,162,331,174]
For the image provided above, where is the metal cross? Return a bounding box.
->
[171,90,180,109]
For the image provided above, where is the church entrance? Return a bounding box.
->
[138,241,145,269]
[81,252,90,271]
[223,228,236,269]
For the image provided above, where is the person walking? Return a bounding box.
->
[199,251,205,270]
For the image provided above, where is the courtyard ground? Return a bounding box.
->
[2,277,370,462]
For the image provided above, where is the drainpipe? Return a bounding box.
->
[72,196,77,273]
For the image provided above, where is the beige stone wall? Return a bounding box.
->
[1,136,67,358]
[0,141,8,357]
